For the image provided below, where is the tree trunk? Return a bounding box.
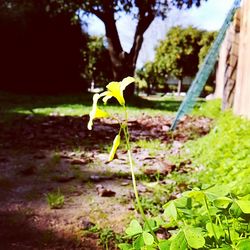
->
[177,78,183,95]
[98,4,155,97]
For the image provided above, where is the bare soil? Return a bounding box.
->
[0,114,212,249]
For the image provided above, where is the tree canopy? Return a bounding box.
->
[82,36,113,87]
[0,0,208,94]
[53,0,208,84]
[138,26,216,94]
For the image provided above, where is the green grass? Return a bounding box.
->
[178,109,250,195]
[46,189,64,209]
[0,91,183,121]
[192,98,222,118]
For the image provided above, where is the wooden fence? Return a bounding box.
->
[215,0,250,119]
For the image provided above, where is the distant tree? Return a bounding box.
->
[154,26,202,94]
[82,36,113,88]
[51,0,208,95]
[153,26,216,94]
[136,61,165,95]
[198,30,217,66]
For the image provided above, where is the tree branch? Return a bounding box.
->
[129,9,155,68]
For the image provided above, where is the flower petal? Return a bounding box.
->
[106,81,124,105]
[120,76,135,91]
[108,134,121,161]
[87,93,109,130]
[102,92,113,104]
[95,107,109,118]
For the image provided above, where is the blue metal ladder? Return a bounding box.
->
[170,0,241,130]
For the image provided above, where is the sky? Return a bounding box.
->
[82,0,235,68]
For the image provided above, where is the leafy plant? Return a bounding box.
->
[88,76,160,248]
[184,111,250,192]
[84,225,122,250]
[163,185,250,249]
[46,189,64,209]
[88,79,250,249]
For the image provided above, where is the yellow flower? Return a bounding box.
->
[87,77,134,130]
[108,134,121,161]
[87,93,109,130]
[103,76,135,105]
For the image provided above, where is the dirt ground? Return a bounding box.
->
[0,114,212,249]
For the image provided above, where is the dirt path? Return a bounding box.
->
[0,114,212,249]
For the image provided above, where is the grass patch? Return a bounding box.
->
[46,189,65,209]
[192,98,222,118]
[0,91,184,122]
[179,110,250,194]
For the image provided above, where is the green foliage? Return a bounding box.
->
[192,99,222,118]
[82,36,113,86]
[89,82,250,249]
[85,225,122,249]
[184,111,250,192]
[155,26,203,80]
[198,31,218,67]
[88,76,161,248]
[136,62,165,94]
[139,26,216,92]
[162,185,250,249]
[46,189,64,209]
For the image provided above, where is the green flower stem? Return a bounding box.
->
[204,196,219,247]
[122,107,158,244]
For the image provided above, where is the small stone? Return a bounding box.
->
[70,158,88,165]
[161,163,176,175]
[90,175,113,182]
[137,184,147,193]
[96,185,116,197]
[121,182,129,186]
[78,219,95,230]
[162,125,170,132]
[143,168,158,175]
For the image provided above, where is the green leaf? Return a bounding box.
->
[174,196,192,209]
[143,232,154,246]
[158,240,171,250]
[229,228,240,242]
[118,243,132,250]
[143,218,157,231]
[206,184,231,197]
[206,222,224,239]
[141,246,156,250]
[125,219,143,236]
[186,190,205,202]
[170,230,187,250]
[235,200,250,214]
[183,226,205,249]
[164,201,178,220]
[236,239,250,250]
[230,202,243,218]
[108,134,121,161]
[210,247,232,250]
[214,197,232,209]
[134,234,144,250]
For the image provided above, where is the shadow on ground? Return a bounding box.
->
[0,210,100,250]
